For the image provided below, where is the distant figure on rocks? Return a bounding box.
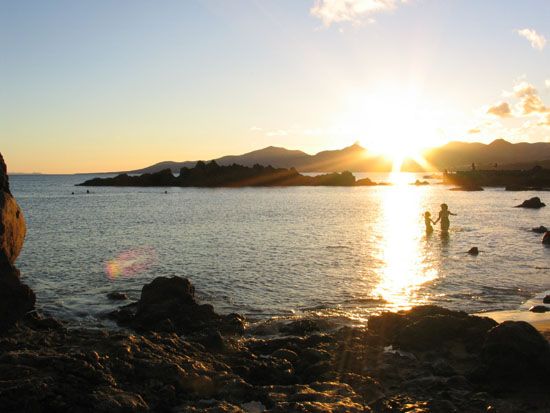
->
[86,190,90,194]
[433,203,457,233]
[424,211,434,234]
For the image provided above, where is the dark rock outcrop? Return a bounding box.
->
[544,295,550,304]
[107,292,128,301]
[529,305,550,313]
[477,321,550,385]
[468,247,479,255]
[109,276,244,335]
[78,162,359,188]
[368,305,498,352]
[543,231,550,245]
[516,196,546,208]
[0,153,35,334]
[532,225,548,233]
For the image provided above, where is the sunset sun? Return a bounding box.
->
[336,89,443,171]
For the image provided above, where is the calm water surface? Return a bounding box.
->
[10,173,550,327]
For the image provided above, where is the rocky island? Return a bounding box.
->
[2,153,550,412]
[78,161,382,187]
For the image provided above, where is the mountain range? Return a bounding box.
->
[121,139,550,174]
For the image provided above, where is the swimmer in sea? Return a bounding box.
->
[424,211,434,234]
[433,203,457,233]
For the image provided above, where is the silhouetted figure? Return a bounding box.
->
[471,162,476,171]
[86,190,90,194]
[424,211,434,234]
[433,203,456,233]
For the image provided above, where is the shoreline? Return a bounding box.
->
[1,276,549,412]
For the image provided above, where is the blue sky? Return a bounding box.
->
[1,0,550,172]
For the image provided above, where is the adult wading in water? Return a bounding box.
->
[433,203,456,233]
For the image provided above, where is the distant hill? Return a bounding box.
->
[424,139,550,170]
[123,144,392,174]
[120,139,550,174]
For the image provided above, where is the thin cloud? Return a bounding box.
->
[468,128,481,134]
[513,81,549,115]
[311,0,407,26]
[516,28,546,50]
[487,102,512,118]
[266,129,289,137]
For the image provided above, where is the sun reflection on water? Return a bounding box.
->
[372,172,438,310]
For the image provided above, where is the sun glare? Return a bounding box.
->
[335,89,443,171]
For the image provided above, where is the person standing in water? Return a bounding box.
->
[433,203,456,233]
[424,211,434,234]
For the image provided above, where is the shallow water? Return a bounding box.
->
[10,173,550,327]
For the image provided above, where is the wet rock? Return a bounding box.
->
[543,295,550,304]
[516,196,546,208]
[467,247,479,255]
[478,321,550,385]
[110,276,245,335]
[280,319,333,336]
[529,305,550,313]
[107,292,128,301]
[532,225,548,233]
[543,231,550,245]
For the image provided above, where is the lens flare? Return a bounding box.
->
[105,246,157,280]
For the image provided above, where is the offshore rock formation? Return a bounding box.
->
[78,161,376,187]
[0,153,35,333]
[516,197,546,209]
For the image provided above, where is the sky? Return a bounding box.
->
[1,0,550,173]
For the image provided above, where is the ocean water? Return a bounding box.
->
[10,173,550,327]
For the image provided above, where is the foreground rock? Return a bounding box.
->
[0,153,35,333]
[109,276,244,335]
[516,197,546,209]
[2,295,550,412]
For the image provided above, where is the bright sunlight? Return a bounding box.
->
[335,88,445,171]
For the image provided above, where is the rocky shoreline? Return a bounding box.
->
[2,279,550,412]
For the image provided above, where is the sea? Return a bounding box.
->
[10,173,550,328]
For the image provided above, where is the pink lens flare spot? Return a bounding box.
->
[105,246,157,280]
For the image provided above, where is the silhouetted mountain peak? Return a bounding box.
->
[489,138,512,147]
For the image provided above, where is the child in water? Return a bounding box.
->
[433,203,457,233]
[424,211,434,234]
